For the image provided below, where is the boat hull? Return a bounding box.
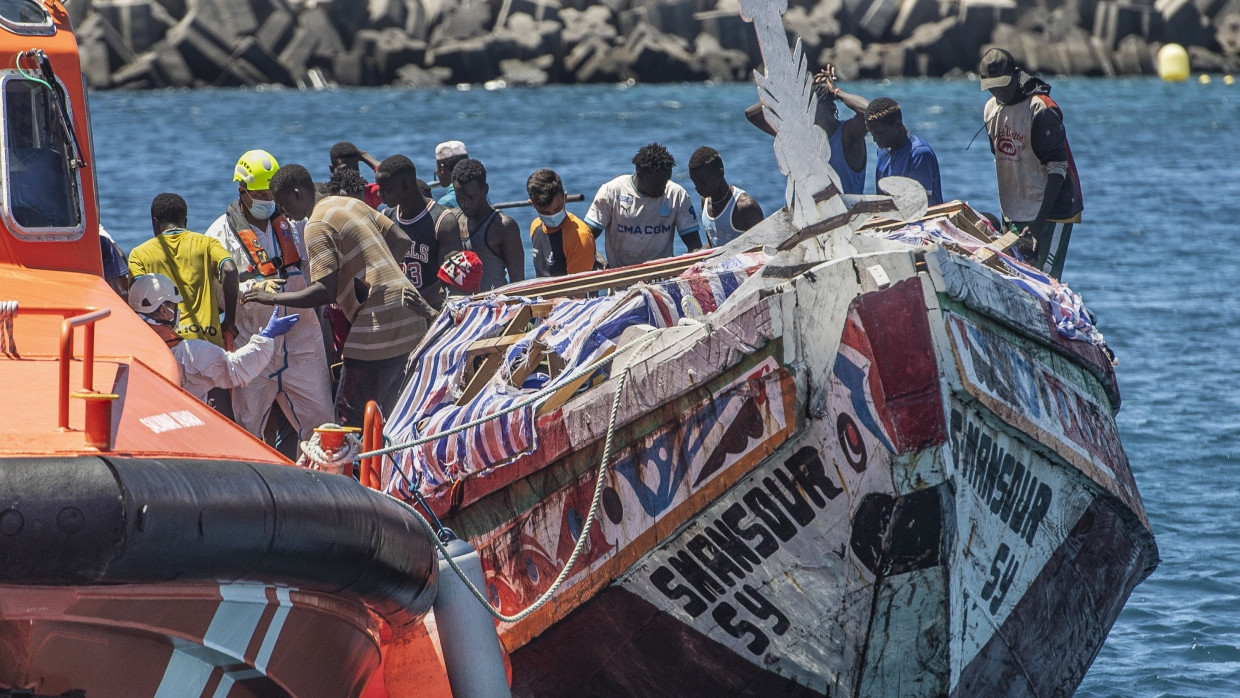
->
[420,238,1156,697]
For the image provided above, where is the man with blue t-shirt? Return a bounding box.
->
[746,65,866,195]
[864,97,943,206]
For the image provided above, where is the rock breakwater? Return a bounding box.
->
[74,0,1240,90]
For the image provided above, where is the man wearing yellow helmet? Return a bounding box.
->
[205,149,334,450]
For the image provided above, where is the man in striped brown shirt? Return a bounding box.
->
[243,164,436,427]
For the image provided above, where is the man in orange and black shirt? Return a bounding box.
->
[526,168,599,277]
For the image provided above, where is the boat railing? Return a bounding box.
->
[361,400,384,490]
[9,305,112,430]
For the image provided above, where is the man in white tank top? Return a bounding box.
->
[687,146,765,247]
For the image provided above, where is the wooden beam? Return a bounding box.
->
[457,351,505,405]
[535,345,615,417]
[488,250,713,300]
[972,231,1023,270]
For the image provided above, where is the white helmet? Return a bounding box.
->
[129,273,183,316]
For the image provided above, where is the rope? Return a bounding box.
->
[357,331,657,461]
[392,332,661,623]
[298,424,362,475]
[0,300,17,356]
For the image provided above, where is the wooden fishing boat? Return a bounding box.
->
[0,3,438,695]
[371,2,1159,696]
[0,0,1156,695]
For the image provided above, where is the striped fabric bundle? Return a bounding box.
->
[385,259,769,498]
[383,298,530,495]
[659,252,768,319]
[862,216,1109,351]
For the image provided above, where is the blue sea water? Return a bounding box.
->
[90,77,1238,696]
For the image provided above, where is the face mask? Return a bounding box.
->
[539,208,567,229]
[248,197,277,220]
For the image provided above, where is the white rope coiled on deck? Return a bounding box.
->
[298,424,362,475]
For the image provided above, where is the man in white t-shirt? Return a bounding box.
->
[584,143,701,268]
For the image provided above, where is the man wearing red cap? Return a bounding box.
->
[979,48,1083,279]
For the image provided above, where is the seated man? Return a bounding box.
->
[864,97,943,206]
[584,143,701,268]
[526,168,598,277]
[686,146,764,247]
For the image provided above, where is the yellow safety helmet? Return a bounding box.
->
[233,149,280,191]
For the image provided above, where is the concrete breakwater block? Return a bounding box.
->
[691,32,752,80]
[93,0,173,55]
[76,0,1240,89]
[1155,0,1216,47]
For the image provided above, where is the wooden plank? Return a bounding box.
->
[465,333,524,358]
[972,231,1022,269]
[508,338,548,389]
[491,251,713,300]
[534,345,615,417]
[457,352,505,404]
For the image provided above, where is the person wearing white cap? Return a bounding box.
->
[434,140,470,209]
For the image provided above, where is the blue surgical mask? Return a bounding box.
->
[539,208,567,229]
[248,198,277,220]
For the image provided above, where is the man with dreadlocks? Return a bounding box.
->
[585,142,701,268]
[863,97,943,206]
[687,146,764,247]
[747,65,867,195]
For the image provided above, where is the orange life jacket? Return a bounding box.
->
[235,215,300,278]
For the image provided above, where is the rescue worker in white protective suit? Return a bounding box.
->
[129,274,300,402]
[205,149,334,443]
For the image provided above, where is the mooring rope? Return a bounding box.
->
[392,332,660,623]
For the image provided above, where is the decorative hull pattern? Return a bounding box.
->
[420,223,1157,697]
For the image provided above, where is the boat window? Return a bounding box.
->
[0,0,54,35]
[3,77,83,235]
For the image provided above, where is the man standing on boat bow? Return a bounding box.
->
[980,48,1083,279]
[206,150,334,445]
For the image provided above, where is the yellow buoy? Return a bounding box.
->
[1157,43,1190,82]
[1225,75,1236,85]
[1200,73,1212,84]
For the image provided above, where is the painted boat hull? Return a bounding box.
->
[415,215,1157,697]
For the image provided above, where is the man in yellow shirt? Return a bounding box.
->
[129,193,239,415]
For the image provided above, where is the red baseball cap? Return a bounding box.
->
[437,250,483,293]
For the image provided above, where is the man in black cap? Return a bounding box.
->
[980,48,1083,279]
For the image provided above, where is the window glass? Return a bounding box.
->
[4,78,81,230]
[0,0,50,26]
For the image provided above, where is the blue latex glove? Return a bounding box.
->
[258,309,299,339]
